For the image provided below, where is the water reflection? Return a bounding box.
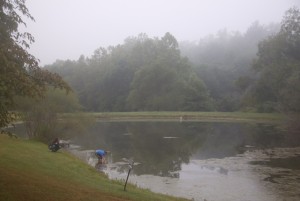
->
[68,121,295,178]
[251,156,300,170]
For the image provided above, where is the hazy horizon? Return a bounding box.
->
[23,0,300,65]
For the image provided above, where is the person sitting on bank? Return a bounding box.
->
[95,149,109,164]
[49,138,60,152]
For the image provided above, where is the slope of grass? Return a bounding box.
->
[0,135,188,201]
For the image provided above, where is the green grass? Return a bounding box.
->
[71,111,284,123]
[0,135,188,201]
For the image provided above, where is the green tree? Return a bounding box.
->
[47,33,213,112]
[180,23,279,111]
[127,33,212,111]
[245,7,300,112]
[0,0,70,128]
[15,88,83,142]
[127,63,180,110]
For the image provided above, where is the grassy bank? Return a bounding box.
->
[81,112,283,123]
[0,135,188,201]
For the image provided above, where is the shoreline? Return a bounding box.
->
[62,111,284,124]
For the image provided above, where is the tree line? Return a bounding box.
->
[46,33,213,112]
[45,7,300,114]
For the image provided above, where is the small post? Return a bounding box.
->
[124,160,134,191]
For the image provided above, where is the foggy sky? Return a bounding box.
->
[23,0,300,65]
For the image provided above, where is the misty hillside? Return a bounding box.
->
[45,21,281,112]
[46,33,213,112]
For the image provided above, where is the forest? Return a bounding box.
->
[1,1,300,141]
[45,7,300,114]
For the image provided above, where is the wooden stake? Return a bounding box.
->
[124,161,134,191]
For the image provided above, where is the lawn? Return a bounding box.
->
[0,135,188,201]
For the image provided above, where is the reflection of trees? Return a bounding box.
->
[191,123,287,159]
[248,124,285,148]
[82,122,207,178]
[124,122,206,177]
[69,121,291,177]
[284,115,300,147]
[192,123,248,159]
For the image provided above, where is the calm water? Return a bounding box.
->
[10,121,300,201]
[65,121,300,201]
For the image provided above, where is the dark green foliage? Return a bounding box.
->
[180,22,279,111]
[0,0,70,128]
[244,7,300,113]
[47,33,213,112]
[14,88,82,142]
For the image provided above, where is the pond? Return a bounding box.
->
[10,121,300,201]
[64,121,300,201]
